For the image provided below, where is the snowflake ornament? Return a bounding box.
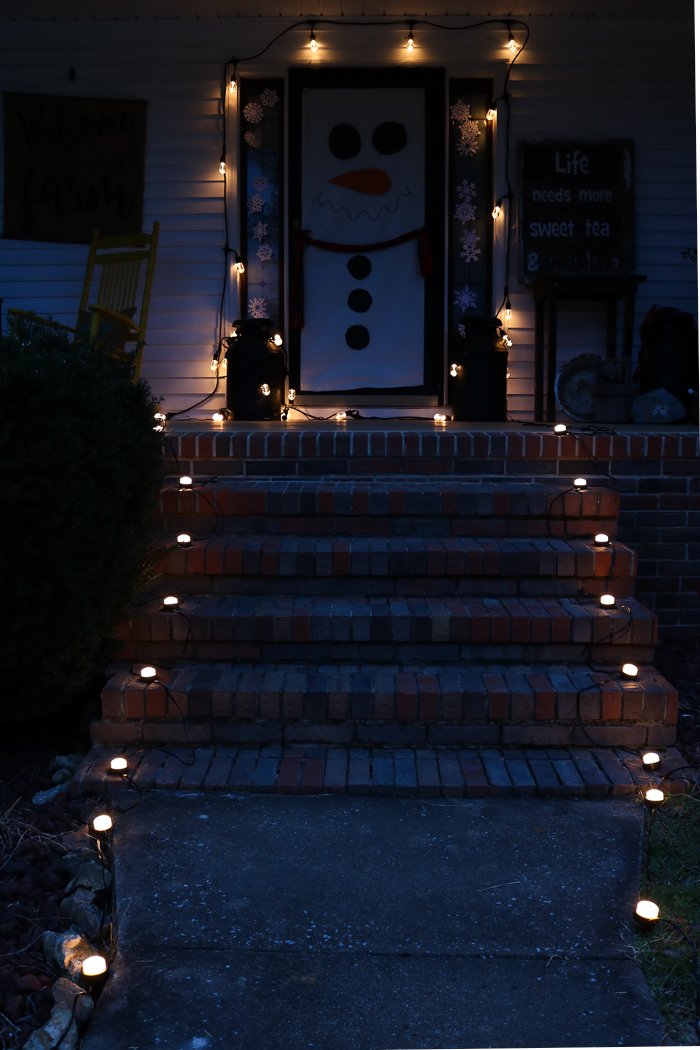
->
[453,285,477,312]
[259,88,279,108]
[244,129,262,149]
[456,180,477,202]
[450,101,470,122]
[460,229,481,262]
[458,323,466,338]
[256,244,274,262]
[248,297,269,319]
[252,222,268,241]
[253,176,268,192]
[243,102,264,124]
[247,194,264,214]
[451,101,480,157]
[455,201,476,224]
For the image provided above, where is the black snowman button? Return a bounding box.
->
[347,255,371,280]
[348,289,372,313]
[345,325,370,350]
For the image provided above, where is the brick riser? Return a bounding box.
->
[95,664,677,750]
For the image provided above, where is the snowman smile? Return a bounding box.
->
[328,168,391,195]
[311,184,415,224]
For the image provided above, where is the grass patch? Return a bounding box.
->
[636,791,700,1044]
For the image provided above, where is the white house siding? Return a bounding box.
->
[0,15,694,418]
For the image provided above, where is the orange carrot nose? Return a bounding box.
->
[328,168,391,195]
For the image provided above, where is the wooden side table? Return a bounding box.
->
[527,273,647,422]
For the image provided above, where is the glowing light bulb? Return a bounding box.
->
[180,475,193,486]
[492,204,501,219]
[635,900,659,922]
[93,815,112,832]
[574,477,587,489]
[309,30,318,52]
[273,333,283,346]
[335,411,346,421]
[503,336,513,348]
[554,423,567,433]
[642,751,660,767]
[82,956,107,977]
[406,29,414,52]
[505,302,512,321]
[177,533,191,546]
[434,413,447,423]
[153,424,164,432]
[261,384,270,396]
[600,594,615,607]
[163,595,179,609]
[154,412,166,421]
[450,363,458,377]
[228,75,236,94]
[219,160,226,175]
[110,757,127,771]
[210,357,219,371]
[622,663,639,679]
[212,411,224,422]
[486,106,496,121]
[139,666,157,679]
[506,370,511,379]
[507,32,517,53]
[288,389,295,401]
[234,254,245,275]
[594,533,610,544]
[645,788,664,805]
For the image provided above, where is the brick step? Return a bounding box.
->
[157,480,619,539]
[117,595,656,664]
[74,743,692,798]
[96,661,677,750]
[151,536,636,599]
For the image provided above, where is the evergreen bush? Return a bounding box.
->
[0,317,163,720]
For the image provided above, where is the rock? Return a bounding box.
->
[52,978,94,1027]
[44,927,100,981]
[32,785,69,807]
[47,755,85,775]
[15,974,41,993]
[632,386,687,423]
[23,1009,79,1050]
[60,888,104,939]
[65,860,111,894]
[53,849,97,878]
[51,769,72,785]
[61,826,91,851]
[42,929,59,963]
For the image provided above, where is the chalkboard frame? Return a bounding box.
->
[518,138,635,284]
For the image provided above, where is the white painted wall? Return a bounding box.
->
[0,16,695,418]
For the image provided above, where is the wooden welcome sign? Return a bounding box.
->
[518,139,634,283]
[2,92,147,244]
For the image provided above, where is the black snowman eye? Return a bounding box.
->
[329,124,361,160]
[372,122,407,155]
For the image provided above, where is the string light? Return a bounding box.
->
[505,300,512,321]
[599,593,616,607]
[233,253,245,275]
[634,900,660,928]
[507,29,517,52]
[153,410,166,433]
[273,333,284,346]
[506,369,511,379]
[573,477,587,489]
[288,388,296,401]
[642,751,660,769]
[503,335,513,348]
[553,423,567,433]
[139,666,157,679]
[154,412,166,421]
[335,411,347,421]
[212,411,224,422]
[177,533,191,546]
[219,156,226,176]
[228,72,236,94]
[179,475,193,487]
[492,203,501,219]
[645,788,664,806]
[594,532,610,544]
[486,104,497,121]
[621,662,639,679]
[163,595,179,609]
[309,29,318,52]
[281,408,289,421]
[406,26,415,52]
[110,757,127,771]
[450,363,458,377]
[92,815,112,832]
[434,413,447,423]
[261,384,270,396]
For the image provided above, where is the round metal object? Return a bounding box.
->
[554,353,599,422]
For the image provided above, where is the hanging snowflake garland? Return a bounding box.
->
[249,297,269,319]
[455,201,476,224]
[453,285,477,312]
[244,129,262,149]
[460,230,481,262]
[451,101,481,158]
[449,101,470,123]
[456,180,477,202]
[256,244,273,262]
[252,176,269,192]
[252,222,268,241]
[243,102,264,124]
[259,88,279,108]
[247,194,264,214]
[458,323,466,338]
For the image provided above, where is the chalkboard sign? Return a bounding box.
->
[2,92,147,244]
[518,140,634,283]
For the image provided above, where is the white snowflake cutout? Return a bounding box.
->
[259,88,279,108]
[243,102,264,124]
[248,297,269,319]
[457,119,480,157]
[244,129,262,149]
[256,244,274,262]
[455,201,476,224]
[247,194,264,214]
[453,285,477,312]
[252,222,268,241]
[456,180,477,202]
[460,229,481,262]
[450,100,470,123]
[458,323,466,338]
[252,176,268,192]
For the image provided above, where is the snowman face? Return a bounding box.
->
[301,88,425,242]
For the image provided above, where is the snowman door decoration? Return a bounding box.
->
[293,87,428,392]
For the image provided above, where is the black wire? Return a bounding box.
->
[165,372,221,420]
[51,990,89,1050]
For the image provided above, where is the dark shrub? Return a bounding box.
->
[0,317,163,720]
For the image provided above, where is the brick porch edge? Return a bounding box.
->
[70,744,694,800]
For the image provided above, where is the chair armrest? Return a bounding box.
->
[6,309,75,333]
[88,304,141,333]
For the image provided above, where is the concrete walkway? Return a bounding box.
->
[84,792,665,1049]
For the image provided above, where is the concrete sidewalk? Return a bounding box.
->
[83,793,665,1049]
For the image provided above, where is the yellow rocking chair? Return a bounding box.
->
[8,221,160,380]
